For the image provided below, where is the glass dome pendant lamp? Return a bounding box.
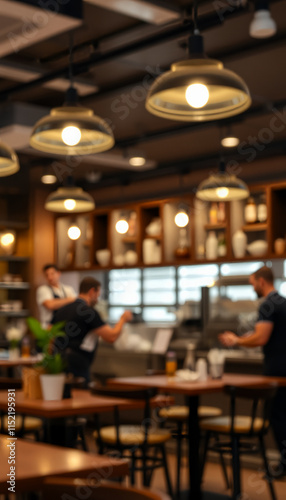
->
[30,38,114,156]
[196,160,249,201]
[45,177,95,213]
[0,143,20,177]
[146,0,251,122]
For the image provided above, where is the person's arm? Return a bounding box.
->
[93,311,133,343]
[219,321,274,348]
[42,296,75,311]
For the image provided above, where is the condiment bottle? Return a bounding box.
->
[244,197,257,223]
[183,343,196,371]
[21,335,31,358]
[257,194,267,222]
[165,351,177,377]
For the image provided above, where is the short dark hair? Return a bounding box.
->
[252,266,274,284]
[43,263,59,273]
[79,277,101,294]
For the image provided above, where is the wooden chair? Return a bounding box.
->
[200,384,278,500]
[90,385,173,498]
[42,477,171,500]
[146,369,225,497]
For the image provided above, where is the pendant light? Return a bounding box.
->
[146,0,251,122]
[221,126,240,148]
[45,178,95,213]
[115,215,129,234]
[0,143,19,177]
[249,0,277,38]
[196,160,249,201]
[30,38,114,156]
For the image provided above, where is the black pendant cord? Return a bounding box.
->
[69,33,74,89]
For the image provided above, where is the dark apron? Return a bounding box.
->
[50,285,66,323]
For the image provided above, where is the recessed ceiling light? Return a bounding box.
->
[41,174,57,184]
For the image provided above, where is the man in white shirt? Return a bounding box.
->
[36,263,76,328]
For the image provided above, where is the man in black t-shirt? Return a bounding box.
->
[219,266,286,477]
[53,277,132,383]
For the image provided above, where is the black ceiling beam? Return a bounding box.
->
[0,3,249,102]
[114,98,286,148]
[79,138,286,196]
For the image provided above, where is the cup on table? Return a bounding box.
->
[165,351,177,377]
[209,363,224,379]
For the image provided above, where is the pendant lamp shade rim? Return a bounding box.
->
[30,105,115,155]
[146,58,251,121]
[196,173,249,201]
[0,143,20,177]
[45,187,95,213]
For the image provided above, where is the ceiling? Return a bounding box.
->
[1,0,286,195]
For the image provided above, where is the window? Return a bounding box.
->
[108,261,274,323]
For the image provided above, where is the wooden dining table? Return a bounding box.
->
[0,435,129,494]
[108,373,286,500]
[0,388,172,445]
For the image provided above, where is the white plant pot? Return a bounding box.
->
[40,373,66,401]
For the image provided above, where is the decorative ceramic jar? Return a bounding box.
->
[257,194,267,222]
[247,239,268,256]
[232,229,247,258]
[205,231,218,260]
[274,238,285,256]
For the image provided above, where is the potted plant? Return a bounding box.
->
[26,317,67,401]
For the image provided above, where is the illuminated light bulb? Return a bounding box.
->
[185,83,209,108]
[174,211,189,228]
[115,219,129,234]
[41,174,57,184]
[68,225,81,240]
[129,156,146,167]
[61,126,81,146]
[64,199,76,211]
[221,136,239,148]
[207,280,215,288]
[1,233,15,246]
[216,187,229,199]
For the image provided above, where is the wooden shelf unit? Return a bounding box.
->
[54,181,286,271]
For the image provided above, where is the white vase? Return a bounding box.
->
[232,230,247,258]
[40,373,66,401]
[205,231,218,260]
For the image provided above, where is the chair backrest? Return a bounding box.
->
[224,383,278,435]
[42,478,171,500]
[90,384,158,447]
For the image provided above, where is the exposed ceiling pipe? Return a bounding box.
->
[0,3,250,102]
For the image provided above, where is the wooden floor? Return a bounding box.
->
[86,430,286,499]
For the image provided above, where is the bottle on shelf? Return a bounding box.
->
[209,203,218,225]
[217,232,227,257]
[205,231,218,260]
[174,228,190,258]
[257,194,267,222]
[244,197,257,223]
[217,202,226,223]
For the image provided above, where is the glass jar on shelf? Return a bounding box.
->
[244,197,257,223]
[257,194,267,222]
